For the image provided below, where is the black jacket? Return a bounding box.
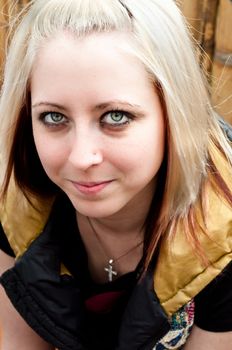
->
[0,195,170,349]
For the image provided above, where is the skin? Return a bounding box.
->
[184,326,232,350]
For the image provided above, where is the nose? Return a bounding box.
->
[68,128,103,170]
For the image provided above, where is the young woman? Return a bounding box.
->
[0,0,232,349]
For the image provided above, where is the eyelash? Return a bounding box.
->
[100,110,134,127]
[39,112,67,127]
[38,109,135,129]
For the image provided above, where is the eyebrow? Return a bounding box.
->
[92,100,144,112]
[32,102,67,110]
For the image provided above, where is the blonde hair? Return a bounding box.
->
[0,0,231,264]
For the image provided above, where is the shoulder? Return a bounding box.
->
[194,260,232,332]
[0,180,54,258]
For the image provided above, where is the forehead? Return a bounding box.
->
[31,30,151,81]
[30,31,157,109]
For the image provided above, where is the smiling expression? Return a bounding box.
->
[31,31,165,219]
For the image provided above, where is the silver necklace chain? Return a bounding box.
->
[87,216,143,282]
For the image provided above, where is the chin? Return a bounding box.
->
[68,198,124,218]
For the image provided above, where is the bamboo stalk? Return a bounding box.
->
[212,0,232,123]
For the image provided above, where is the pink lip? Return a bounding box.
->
[72,180,113,194]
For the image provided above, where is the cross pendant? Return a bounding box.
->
[104,259,117,282]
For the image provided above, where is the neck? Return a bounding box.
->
[75,180,156,282]
[76,209,145,283]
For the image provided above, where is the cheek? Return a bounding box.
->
[146,115,165,164]
[120,121,165,172]
[33,132,64,176]
[145,127,165,170]
[106,125,165,178]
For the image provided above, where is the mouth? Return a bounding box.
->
[71,180,114,194]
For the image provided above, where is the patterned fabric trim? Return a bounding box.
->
[154,299,195,350]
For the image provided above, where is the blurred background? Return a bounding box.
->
[0,0,231,123]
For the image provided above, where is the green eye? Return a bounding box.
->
[110,112,124,122]
[40,112,66,125]
[101,111,131,126]
[49,113,63,122]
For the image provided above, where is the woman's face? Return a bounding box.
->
[31,31,165,219]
